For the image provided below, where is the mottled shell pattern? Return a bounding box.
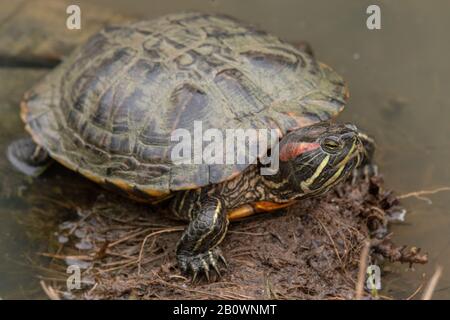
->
[21,12,348,199]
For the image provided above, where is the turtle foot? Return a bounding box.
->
[178,247,227,283]
[7,137,52,177]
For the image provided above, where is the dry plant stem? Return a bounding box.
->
[315,216,344,267]
[108,227,156,248]
[154,273,249,299]
[38,252,93,261]
[422,266,443,300]
[398,187,450,204]
[40,281,61,300]
[137,227,183,274]
[406,282,425,300]
[355,240,370,300]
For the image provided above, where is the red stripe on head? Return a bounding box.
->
[279,142,320,161]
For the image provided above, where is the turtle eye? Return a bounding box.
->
[322,137,342,152]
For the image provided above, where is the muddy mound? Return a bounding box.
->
[35,176,427,300]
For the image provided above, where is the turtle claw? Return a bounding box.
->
[178,248,227,283]
[209,252,222,278]
[203,267,211,283]
[191,271,199,284]
[218,252,228,268]
[211,263,221,278]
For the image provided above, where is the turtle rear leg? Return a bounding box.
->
[176,196,229,283]
[7,137,52,177]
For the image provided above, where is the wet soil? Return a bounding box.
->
[34,174,427,300]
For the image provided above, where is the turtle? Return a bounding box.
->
[8,12,376,281]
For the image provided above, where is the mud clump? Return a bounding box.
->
[36,175,427,300]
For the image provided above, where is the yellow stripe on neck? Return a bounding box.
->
[300,154,330,192]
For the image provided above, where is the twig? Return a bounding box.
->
[107,227,155,248]
[315,216,345,268]
[228,231,269,236]
[98,259,139,273]
[422,266,443,300]
[355,240,370,300]
[153,273,244,300]
[38,252,93,261]
[398,187,450,204]
[101,258,136,268]
[406,282,425,300]
[137,227,183,274]
[87,282,98,296]
[40,281,61,300]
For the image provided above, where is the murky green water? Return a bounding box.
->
[1,0,449,299]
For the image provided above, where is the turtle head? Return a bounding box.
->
[276,122,363,197]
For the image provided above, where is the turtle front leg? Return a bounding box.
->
[352,131,378,183]
[176,196,229,282]
[7,137,52,177]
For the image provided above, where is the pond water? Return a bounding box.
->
[0,0,449,299]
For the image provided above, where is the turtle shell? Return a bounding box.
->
[20,12,348,199]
